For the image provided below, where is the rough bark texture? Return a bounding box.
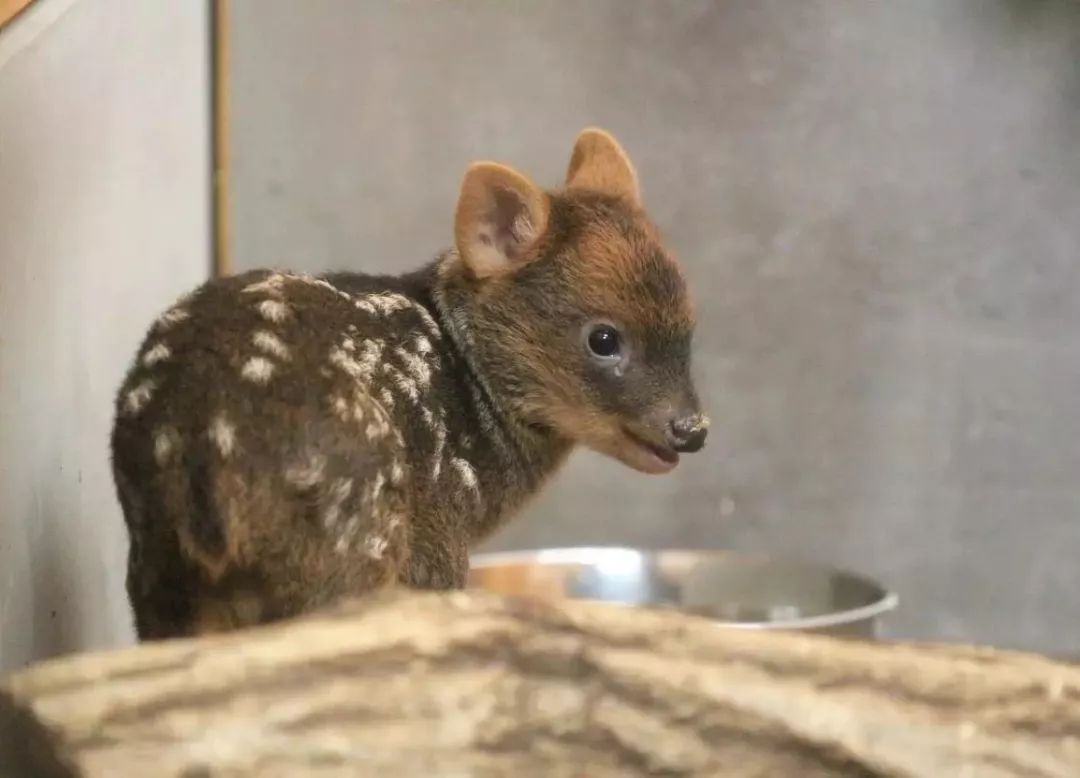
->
[2,590,1079,777]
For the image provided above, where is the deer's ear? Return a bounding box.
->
[565,127,641,207]
[454,162,550,279]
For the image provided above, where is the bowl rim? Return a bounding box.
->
[468,545,900,631]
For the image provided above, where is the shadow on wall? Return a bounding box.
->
[992,0,1080,107]
[0,53,120,669]
[27,494,82,663]
[0,0,211,672]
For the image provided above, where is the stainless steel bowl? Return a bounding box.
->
[467,546,898,638]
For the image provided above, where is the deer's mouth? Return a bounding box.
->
[616,426,679,475]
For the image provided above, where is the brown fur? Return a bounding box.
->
[111,128,708,640]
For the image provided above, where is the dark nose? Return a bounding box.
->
[668,414,708,453]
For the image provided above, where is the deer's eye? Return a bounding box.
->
[586,324,621,359]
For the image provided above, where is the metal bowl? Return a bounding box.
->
[467,546,898,638]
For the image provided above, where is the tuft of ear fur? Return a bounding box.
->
[565,127,641,207]
[454,162,550,279]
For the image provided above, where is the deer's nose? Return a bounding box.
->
[668,414,709,453]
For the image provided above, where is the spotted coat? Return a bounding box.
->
[111,264,568,639]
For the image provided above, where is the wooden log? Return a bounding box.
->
[2,590,1079,777]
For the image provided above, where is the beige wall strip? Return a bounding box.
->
[211,0,231,276]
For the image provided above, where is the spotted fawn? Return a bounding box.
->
[111,128,709,639]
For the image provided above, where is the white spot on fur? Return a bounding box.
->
[252,330,290,360]
[336,515,361,554]
[323,478,354,528]
[342,337,355,352]
[257,299,290,323]
[387,516,403,533]
[395,347,432,390]
[390,460,405,486]
[124,380,156,414]
[286,454,327,489]
[368,471,386,506]
[374,293,412,315]
[296,275,352,301]
[155,307,189,329]
[242,274,286,295]
[354,292,413,317]
[416,308,442,338]
[153,427,178,465]
[142,342,171,367]
[378,387,395,411]
[421,407,434,427]
[414,335,432,355]
[365,420,385,441]
[209,414,236,457]
[362,404,392,440]
[331,395,352,423]
[359,338,383,360]
[384,365,420,403]
[330,340,382,383]
[329,348,363,380]
[332,477,354,500]
[451,457,479,493]
[431,416,447,481]
[241,356,275,383]
[363,534,388,560]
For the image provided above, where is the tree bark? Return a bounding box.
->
[2,590,1079,777]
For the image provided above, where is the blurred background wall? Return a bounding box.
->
[227,0,1080,653]
[0,0,210,671]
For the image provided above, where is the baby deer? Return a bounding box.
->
[111,127,708,639]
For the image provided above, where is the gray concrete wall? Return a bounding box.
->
[0,0,211,672]
[228,0,1080,654]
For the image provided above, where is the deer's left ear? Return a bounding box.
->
[454,162,550,279]
[565,127,641,207]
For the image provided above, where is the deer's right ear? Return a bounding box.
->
[565,127,641,207]
[454,162,549,279]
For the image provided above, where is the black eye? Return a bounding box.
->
[587,325,621,358]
